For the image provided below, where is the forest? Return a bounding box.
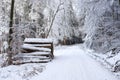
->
[0,0,120,80]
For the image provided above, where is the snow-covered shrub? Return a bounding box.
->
[113,60,120,72]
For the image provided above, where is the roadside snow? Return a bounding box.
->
[0,64,46,80]
[85,48,120,78]
[0,45,119,80]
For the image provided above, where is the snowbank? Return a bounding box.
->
[0,63,46,80]
[85,48,120,78]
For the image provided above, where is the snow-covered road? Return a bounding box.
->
[31,45,119,80]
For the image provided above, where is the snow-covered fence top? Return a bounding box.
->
[24,38,53,43]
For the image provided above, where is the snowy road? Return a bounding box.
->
[31,45,119,80]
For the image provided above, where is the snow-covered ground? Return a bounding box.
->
[0,44,119,80]
[0,63,46,80]
[86,48,120,78]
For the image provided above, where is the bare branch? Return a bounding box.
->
[46,1,64,38]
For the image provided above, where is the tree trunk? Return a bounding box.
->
[7,0,15,65]
[46,2,63,38]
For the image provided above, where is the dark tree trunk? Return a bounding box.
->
[7,0,15,65]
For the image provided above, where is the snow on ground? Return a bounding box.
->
[85,48,120,79]
[31,45,119,80]
[0,44,119,80]
[0,63,46,80]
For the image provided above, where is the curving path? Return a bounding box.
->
[31,45,119,80]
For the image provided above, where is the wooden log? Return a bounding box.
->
[13,60,50,65]
[23,44,52,49]
[22,45,51,51]
[51,43,54,59]
[24,42,53,44]
[13,56,50,61]
[21,49,40,53]
[14,38,54,64]
[13,51,52,64]
[23,52,49,55]
[21,47,51,53]
[24,38,53,43]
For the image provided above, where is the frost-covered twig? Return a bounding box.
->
[46,0,64,38]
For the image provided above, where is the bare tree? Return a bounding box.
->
[46,0,64,38]
[7,0,15,66]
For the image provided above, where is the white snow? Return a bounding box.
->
[24,38,53,43]
[0,64,46,80]
[107,52,120,66]
[31,45,119,80]
[86,48,120,77]
[0,45,119,80]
